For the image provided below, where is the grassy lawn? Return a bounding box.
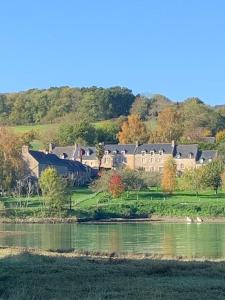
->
[1,188,225,220]
[1,249,225,299]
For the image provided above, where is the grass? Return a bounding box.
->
[1,248,225,299]
[1,188,225,220]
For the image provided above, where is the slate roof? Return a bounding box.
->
[52,146,76,160]
[196,150,218,164]
[173,144,199,159]
[105,144,137,154]
[136,143,173,154]
[29,150,86,172]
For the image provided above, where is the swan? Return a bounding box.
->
[186,217,193,223]
[196,217,203,223]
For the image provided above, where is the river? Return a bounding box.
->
[1,222,225,258]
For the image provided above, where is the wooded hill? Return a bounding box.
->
[0,86,225,137]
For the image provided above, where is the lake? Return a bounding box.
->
[1,222,225,258]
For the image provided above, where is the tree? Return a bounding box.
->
[118,115,149,144]
[221,171,225,192]
[39,168,67,214]
[216,130,225,144]
[57,118,96,146]
[108,173,125,198]
[130,96,150,120]
[180,167,206,197]
[161,157,177,194]
[0,127,25,193]
[156,107,183,142]
[202,160,224,194]
[96,143,105,170]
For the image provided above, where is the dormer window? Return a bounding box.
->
[112,150,118,154]
[86,149,91,156]
[105,150,109,155]
[150,150,155,156]
[208,158,212,163]
[189,152,193,159]
[159,150,164,155]
[141,150,146,156]
[121,150,126,155]
[176,153,181,159]
[200,158,204,164]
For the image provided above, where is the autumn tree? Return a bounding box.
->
[161,157,177,194]
[156,107,183,142]
[108,173,125,198]
[118,115,149,144]
[0,127,25,193]
[216,130,225,144]
[39,167,67,214]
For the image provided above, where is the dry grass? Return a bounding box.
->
[1,248,225,299]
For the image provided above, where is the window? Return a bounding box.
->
[142,158,146,164]
[112,150,117,154]
[200,158,204,164]
[208,158,212,162]
[150,166,155,172]
[150,158,154,163]
[189,153,193,159]
[180,163,184,169]
[141,150,146,156]
[176,154,181,159]
[150,151,154,156]
[159,167,163,173]
[159,150,163,155]
[105,150,109,155]
[121,150,126,155]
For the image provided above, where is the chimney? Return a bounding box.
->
[49,143,54,153]
[171,140,176,148]
[22,145,29,155]
[135,141,139,147]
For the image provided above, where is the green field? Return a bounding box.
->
[1,248,225,300]
[1,188,225,220]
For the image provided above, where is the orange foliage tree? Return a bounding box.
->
[118,115,149,144]
[156,107,183,142]
[108,173,125,198]
[161,157,177,194]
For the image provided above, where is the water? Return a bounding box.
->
[1,222,225,258]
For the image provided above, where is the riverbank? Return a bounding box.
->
[1,247,225,299]
[1,188,225,222]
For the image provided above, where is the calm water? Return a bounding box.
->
[1,223,225,258]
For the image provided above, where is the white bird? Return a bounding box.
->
[196,217,203,223]
[186,217,193,223]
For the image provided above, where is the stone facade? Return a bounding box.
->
[51,142,218,174]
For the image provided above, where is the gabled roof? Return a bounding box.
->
[29,150,86,172]
[196,150,218,163]
[105,144,137,155]
[52,146,76,160]
[173,144,199,159]
[136,143,173,154]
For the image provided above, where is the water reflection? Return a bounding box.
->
[1,223,225,258]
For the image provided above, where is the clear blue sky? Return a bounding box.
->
[0,0,225,104]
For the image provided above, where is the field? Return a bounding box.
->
[1,248,225,299]
[1,188,225,220]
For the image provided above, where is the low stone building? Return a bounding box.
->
[22,146,90,185]
[51,142,218,174]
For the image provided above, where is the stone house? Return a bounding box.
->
[22,146,90,185]
[51,142,218,174]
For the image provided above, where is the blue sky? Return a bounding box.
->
[0,0,225,104]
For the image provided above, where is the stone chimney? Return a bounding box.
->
[171,140,176,148]
[135,141,139,147]
[49,143,54,153]
[22,145,29,155]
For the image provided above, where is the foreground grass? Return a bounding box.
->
[1,248,225,299]
[2,188,225,220]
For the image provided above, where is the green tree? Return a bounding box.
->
[202,160,224,194]
[96,143,105,170]
[39,168,67,215]
[181,167,206,197]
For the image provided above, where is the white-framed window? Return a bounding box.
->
[112,150,117,154]
[176,154,181,159]
[159,150,163,155]
[105,150,109,155]
[150,151,155,156]
[121,150,126,155]
[141,150,146,156]
[200,158,204,164]
[208,158,212,162]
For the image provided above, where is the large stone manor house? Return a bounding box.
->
[51,141,217,174]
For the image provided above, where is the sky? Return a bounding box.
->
[0,0,225,105]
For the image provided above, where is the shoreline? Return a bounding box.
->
[1,215,225,224]
[1,246,225,262]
